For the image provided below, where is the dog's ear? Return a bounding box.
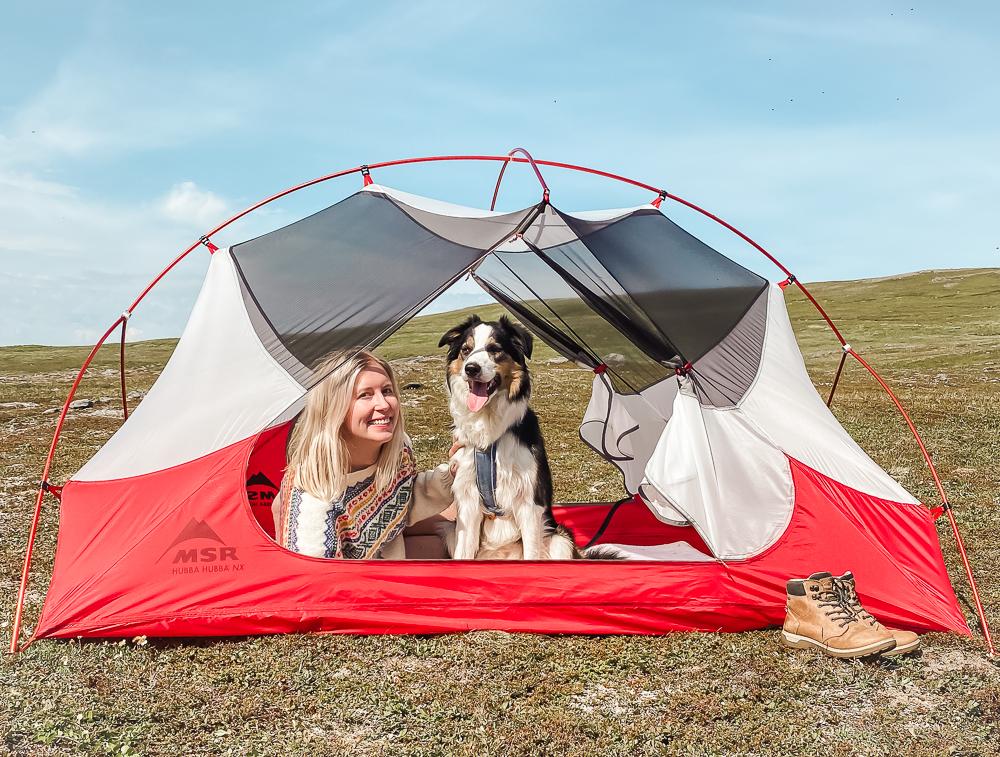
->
[438,314,481,348]
[499,315,533,359]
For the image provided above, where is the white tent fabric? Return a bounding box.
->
[580,372,686,523]
[740,286,916,504]
[597,541,716,562]
[364,183,652,223]
[587,284,918,560]
[643,378,794,559]
[75,249,305,482]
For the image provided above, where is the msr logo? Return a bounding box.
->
[157,518,245,574]
[246,471,278,503]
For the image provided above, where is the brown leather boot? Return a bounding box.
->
[781,572,897,658]
[834,571,921,657]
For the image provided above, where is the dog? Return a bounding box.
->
[437,314,580,560]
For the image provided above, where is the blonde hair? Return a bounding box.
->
[285,350,406,502]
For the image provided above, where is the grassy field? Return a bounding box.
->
[2,268,999,755]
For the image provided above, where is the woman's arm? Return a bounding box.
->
[407,464,454,525]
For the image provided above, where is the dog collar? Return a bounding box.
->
[474,442,503,518]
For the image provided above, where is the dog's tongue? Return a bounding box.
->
[467,380,491,412]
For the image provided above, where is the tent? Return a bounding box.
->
[11,153,990,651]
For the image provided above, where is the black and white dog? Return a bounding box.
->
[438,315,578,560]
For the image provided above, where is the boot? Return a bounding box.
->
[834,571,920,657]
[781,572,897,658]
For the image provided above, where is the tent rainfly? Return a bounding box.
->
[10,152,993,655]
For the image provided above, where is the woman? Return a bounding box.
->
[272,350,454,559]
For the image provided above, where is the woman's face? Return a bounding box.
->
[341,364,399,452]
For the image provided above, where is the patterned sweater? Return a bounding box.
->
[272,447,453,560]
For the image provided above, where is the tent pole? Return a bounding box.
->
[505,148,550,204]
[489,157,512,210]
[848,349,994,654]
[9,316,124,654]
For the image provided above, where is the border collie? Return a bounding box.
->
[438,314,579,560]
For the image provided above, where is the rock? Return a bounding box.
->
[545,357,568,365]
[403,382,424,390]
[69,399,93,410]
[127,391,145,400]
[43,408,59,415]
[0,402,39,410]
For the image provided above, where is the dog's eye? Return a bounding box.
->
[460,345,471,357]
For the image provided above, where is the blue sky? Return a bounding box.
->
[2,2,998,345]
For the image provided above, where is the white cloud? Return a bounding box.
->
[0,47,255,169]
[158,182,229,228]
[720,8,950,49]
[0,169,212,345]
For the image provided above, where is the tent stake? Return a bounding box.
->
[827,349,848,408]
[119,314,130,420]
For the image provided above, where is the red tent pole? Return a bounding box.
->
[849,350,994,654]
[489,157,512,211]
[10,316,124,654]
[504,148,550,204]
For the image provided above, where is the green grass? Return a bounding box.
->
[2,268,999,755]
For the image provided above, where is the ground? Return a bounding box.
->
[2,269,998,755]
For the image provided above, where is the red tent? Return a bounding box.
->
[11,152,990,652]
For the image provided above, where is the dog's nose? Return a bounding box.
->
[465,362,481,378]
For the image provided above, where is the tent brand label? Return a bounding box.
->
[157,518,246,575]
[246,471,278,503]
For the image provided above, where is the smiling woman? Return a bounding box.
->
[271,350,455,560]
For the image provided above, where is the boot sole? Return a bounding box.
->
[881,637,920,657]
[780,630,896,658]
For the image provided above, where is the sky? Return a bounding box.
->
[2,2,998,345]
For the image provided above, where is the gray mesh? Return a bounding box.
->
[690,288,768,407]
[473,249,672,393]
[556,208,768,364]
[227,190,767,402]
[230,191,533,374]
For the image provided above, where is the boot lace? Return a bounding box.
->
[814,585,854,628]
[835,579,879,627]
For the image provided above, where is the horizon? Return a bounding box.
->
[4,264,994,349]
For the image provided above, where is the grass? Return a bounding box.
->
[2,267,999,755]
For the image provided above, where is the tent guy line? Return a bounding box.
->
[9,152,992,655]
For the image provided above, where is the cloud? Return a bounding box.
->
[0,169,212,345]
[0,46,255,169]
[719,8,946,48]
[158,182,229,228]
